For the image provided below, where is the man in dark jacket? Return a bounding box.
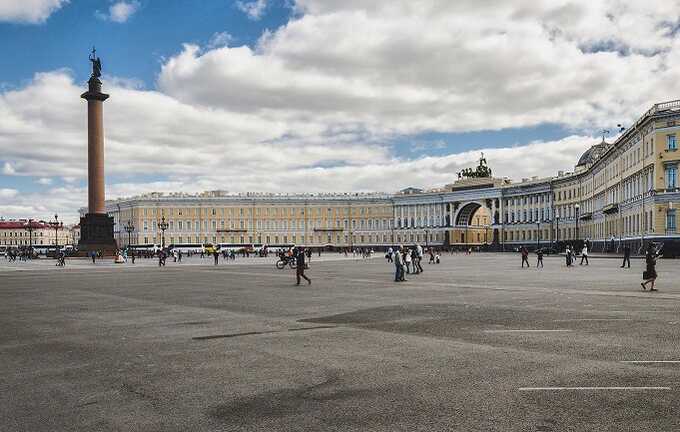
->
[621,245,631,268]
[296,248,311,285]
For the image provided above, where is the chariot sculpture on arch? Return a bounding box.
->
[89,47,102,78]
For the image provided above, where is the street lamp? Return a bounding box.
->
[574,204,580,245]
[49,214,62,247]
[23,219,35,251]
[124,220,135,249]
[157,216,169,249]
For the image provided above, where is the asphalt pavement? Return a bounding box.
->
[1,253,679,431]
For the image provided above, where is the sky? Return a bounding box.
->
[1,0,680,223]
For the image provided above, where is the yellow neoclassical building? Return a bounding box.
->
[102,100,680,256]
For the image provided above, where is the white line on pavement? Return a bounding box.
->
[620,361,680,364]
[519,387,671,391]
[552,318,632,322]
[483,329,573,333]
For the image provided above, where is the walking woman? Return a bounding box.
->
[641,244,659,291]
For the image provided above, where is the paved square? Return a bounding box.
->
[2,253,680,431]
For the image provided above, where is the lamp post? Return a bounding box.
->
[574,204,580,245]
[158,216,169,249]
[49,214,62,247]
[23,219,35,250]
[124,220,135,249]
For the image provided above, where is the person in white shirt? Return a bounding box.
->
[580,244,589,266]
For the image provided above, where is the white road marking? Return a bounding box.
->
[553,318,632,322]
[483,329,572,333]
[519,387,671,391]
[620,361,680,364]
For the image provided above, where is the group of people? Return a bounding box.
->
[519,242,662,291]
[389,244,433,282]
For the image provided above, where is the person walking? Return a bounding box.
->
[580,244,589,265]
[386,247,393,263]
[130,249,136,264]
[565,245,572,267]
[536,248,544,268]
[621,245,631,268]
[415,244,424,273]
[90,250,96,264]
[641,244,659,291]
[394,246,406,282]
[520,246,530,268]
[296,247,311,285]
[177,250,182,263]
[404,248,412,274]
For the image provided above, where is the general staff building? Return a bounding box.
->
[103,100,680,256]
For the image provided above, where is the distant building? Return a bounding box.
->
[97,100,680,255]
[0,219,71,247]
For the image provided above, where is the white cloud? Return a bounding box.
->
[96,1,139,23]
[36,177,53,185]
[0,188,18,199]
[2,162,16,175]
[0,0,67,23]
[159,0,680,136]
[236,0,267,20]
[207,31,234,49]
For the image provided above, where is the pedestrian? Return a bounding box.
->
[521,245,530,268]
[621,244,631,268]
[177,250,182,263]
[386,247,393,263]
[416,244,424,273]
[536,248,543,268]
[565,245,572,267]
[641,244,659,291]
[429,248,435,264]
[90,250,96,264]
[580,244,589,265]
[404,248,412,274]
[213,250,219,265]
[130,249,136,264]
[158,250,166,267]
[394,246,406,282]
[296,247,311,285]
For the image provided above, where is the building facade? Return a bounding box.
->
[0,220,71,248]
[103,100,680,256]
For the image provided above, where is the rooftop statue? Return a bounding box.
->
[89,47,102,78]
[458,152,493,179]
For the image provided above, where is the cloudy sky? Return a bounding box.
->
[1,0,680,223]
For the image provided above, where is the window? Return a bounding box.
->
[667,134,677,150]
[667,210,677,233]
[666,165,678,189]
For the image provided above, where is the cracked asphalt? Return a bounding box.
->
[1,253,679,431]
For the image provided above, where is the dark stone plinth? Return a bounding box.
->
[78,213,117,255]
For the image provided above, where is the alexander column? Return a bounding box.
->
[78,48,117,254]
